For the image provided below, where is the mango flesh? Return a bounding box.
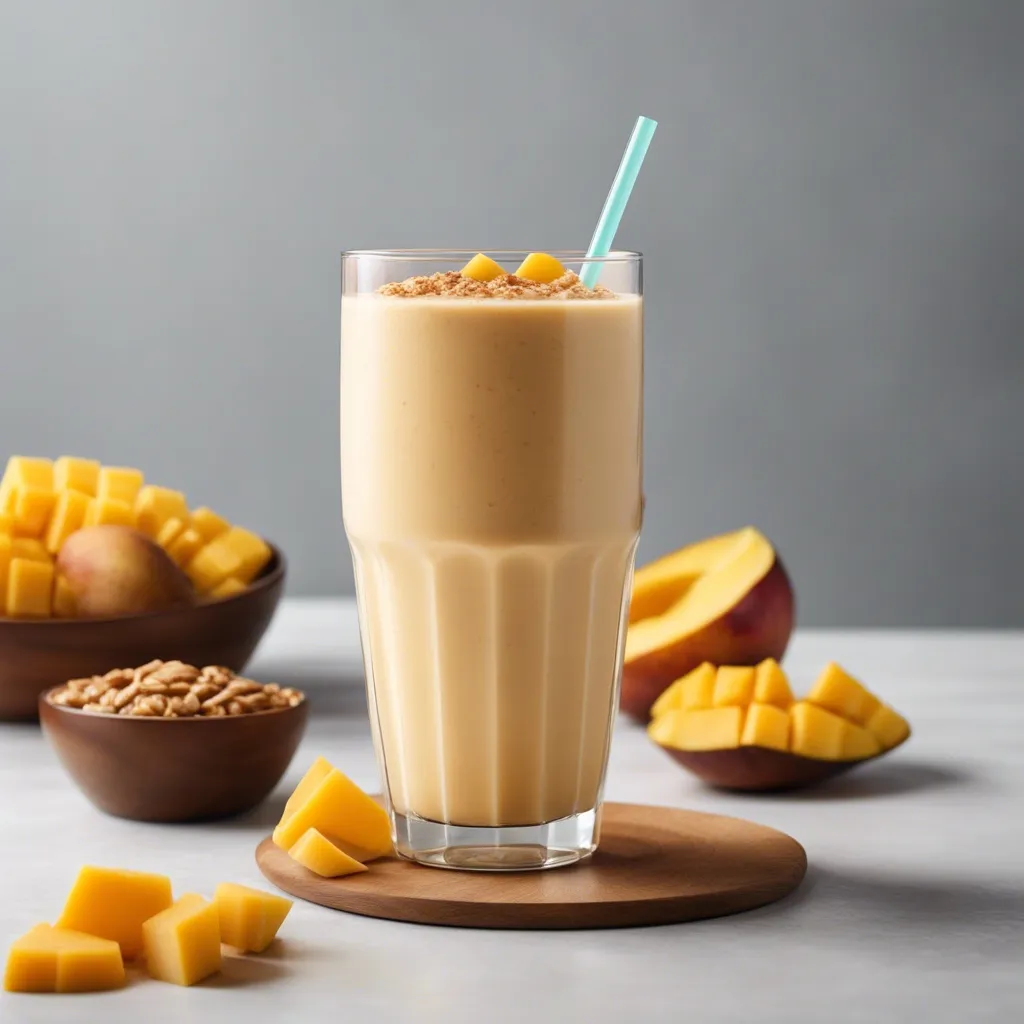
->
[460,253,506,282]
[56,525,196,618]
[741,702,790,751]
[713,666,755,707]
[142,894,222,986]
[3,924,125,993]
[514,252,566,283]
[214,883,292,953]
[753,658,794,708]
[808,662,881,725]
[289,828,368,878]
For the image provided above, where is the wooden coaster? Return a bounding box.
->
[255,802,806,929]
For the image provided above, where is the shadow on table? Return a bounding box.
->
[784,758,977,801]
[199,953,292,988]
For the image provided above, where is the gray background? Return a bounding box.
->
[1,0,1021,627]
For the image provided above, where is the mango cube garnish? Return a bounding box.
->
[460,253,505,282]
[514,252,566,284]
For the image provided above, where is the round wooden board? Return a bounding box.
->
[255,802,807,929]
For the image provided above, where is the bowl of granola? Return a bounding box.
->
[39,659,308,822]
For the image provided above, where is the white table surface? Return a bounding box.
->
[1,598,1021,1023]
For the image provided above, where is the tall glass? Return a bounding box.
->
[340,250,643,870]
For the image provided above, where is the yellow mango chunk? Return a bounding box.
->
[209,576,246,600]
[142,894,221,986]
[461,253,506,282]
[134,486,189,538]
[0,515,12,534]
[220,526,272,583]
[56,866,172,960]
[12,487,58,539]
[155,516,187,550]
[1,456,53,492]
[97,466,144,506]
[289,828,368,878]
[651,661,716,719]
[190,506,230,543]
[52,575,77,618]
[54,456,100,496]
[741,702,790,751]
[167,527,204,568]
[44,489,90,554]
[3,924,125,993]
[670,706,745,751]
[186,540,243,593]
[273,767,392,860]
[866,704,911,750]
[0,489,14,517]
[712,666,756,708]
[214,883,293,953]
[282,757,335,821]
[753,658,794,708]
[7,558,53,618]
[841,721,882,760]
[513,252,566,283]
[11,537,50,563]
[646,708,682,745]
[0,534,10,615]
[83,497,135,528]
[790,702,847,760]
[807,662,881,726]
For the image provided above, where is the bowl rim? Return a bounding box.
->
[40,682,307,720]
[0,540,286,630]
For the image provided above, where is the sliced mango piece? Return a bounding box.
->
[134,486,189,538]
[460,253,506,282]
[514,252,566,284]
[741,702,790,751]
[646,708,682,746]
[272,767,392,860]
[142,894,221,986]
[841,721,882,760]
[52,574,77,618]
[83,497,135,528]
[155,516,187,551]
[0,534,10,615]
[671,706,745,751]
[289,828,368,878]
[3,923,125,993]
[54,456,100,496]
[190,506,230,543]
[167,527,204,568]
[45,489,91,554]
[651,661,716,718]
[0,456,53,497]
[282,757,335,822]
[12,487,58,538]
[753,658,794,708]
[807,662,881,726]
[214,883,292,953]
[220,527,272,583]
[7,558,53,618]
[209,576,246,600]
[712,666,756,708]
[185,540,243,593]
[97,466,144,506]
[790,701,847,760]
[866,704,911,750]
[11,537,50,563]
[56,866,172,959]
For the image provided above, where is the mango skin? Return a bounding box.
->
[56,526,196,618]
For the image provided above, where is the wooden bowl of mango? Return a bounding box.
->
[0,456,285,721]
[647,659,911,792]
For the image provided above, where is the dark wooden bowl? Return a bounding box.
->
[40,688,308,822]
[656,734,910,793]
[0,544,285,721]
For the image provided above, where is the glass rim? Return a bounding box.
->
[342,249,642,264]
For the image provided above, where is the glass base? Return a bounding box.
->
[392,807,599,871]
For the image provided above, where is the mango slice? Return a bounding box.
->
[460,253,506,282]
[671,706,745,751]
[712,666,756,707]
[841,722,882,759]
[790,702,847,759]
[289,828,369,878]
[3,923,125,993]
[807,662,881,726]
[142,894,221,986]
[7,558,54,618]
[83,497,135,528]
[45,490,90,554]
[866,704,911,750]
[740,702,790,751]
[214,883,292,954]
[753,658,794,708]
[97,467,144,507]
[53,456,100,496]
[134,486,189,538]
[190,506,230,543]
[514,252,566,283]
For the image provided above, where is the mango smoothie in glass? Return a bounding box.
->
[340,251,643,870]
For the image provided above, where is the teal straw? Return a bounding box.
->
[579,115,658,288]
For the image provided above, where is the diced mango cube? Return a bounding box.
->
[3,924,125,993]
[0,515,12,534]
[282,757,335,821]
[513,252,566,284]
[0,534,10,615]
[185,540,243,593]
[44,489,91,554]
[208,576,246,600]
[56,866,172,960]
[11,537,50,563]
[54,456,100,496]
[461,253,506,282]
[7,558,53,618]
[0,489,14,517]
[134,486,189,538]
[841,721,882,760]
[0,456,53,495]
[220,526,271,583]
[646,708,682,746]
[807,662,881,726]
[82,497,135,528]
[790,702,847,760]
[142,894,221,986]
[753,658,794,708]
[289,828,368,878]
[155,516,187,550]
[669,706,745,751]
[866,704,911,750]
[12,487,57,538]
[713,666,756,708]
[190,506,230,543]
[97,466,144,506]
[651,662,716,719]
[273,767,392,860]
[213,883,293,953]
[52,575,77,618]
[741,702,790,751]
[167,527,204,567]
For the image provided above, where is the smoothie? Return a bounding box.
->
[341,259,643,834]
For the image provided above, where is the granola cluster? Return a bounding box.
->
[378,270,614,300]
[50,660,304,717]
